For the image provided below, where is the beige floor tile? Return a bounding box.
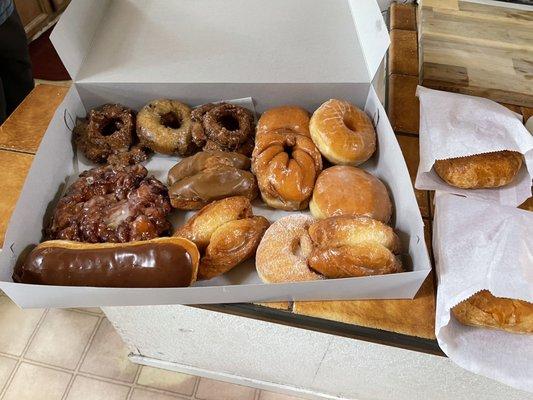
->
[196,377,256,400]
[3,362,71,400]
[137,366,196,396]
[25,309,99,369]
[130,388,182,400]
[0,355,17,391]
[80,318,138,382]
[260,390,305,400]
[0,297,44,356]
[65,376,130,400]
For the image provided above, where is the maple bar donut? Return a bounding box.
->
[252,130,323,210]
[75,103,148,164]
[167,151,258,210]
[434,151,523,189]
[256,106,311,137]
[137,99,202,156]
[310,99,376,165]
[255,214,323,283]
[310,166,392,223]
[191,102,255,155]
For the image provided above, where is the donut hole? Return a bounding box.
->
[160,111,182,129]
[218,114,240,131]
[101,118,123,136]
[283,144,294,158]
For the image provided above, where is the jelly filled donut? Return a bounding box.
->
[191,103,255,156]
[137,99,202,156]
[75,103,147,164]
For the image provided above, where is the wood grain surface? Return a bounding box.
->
[0,84,69,153]
[419,0,533,107]
[0,150,34,247]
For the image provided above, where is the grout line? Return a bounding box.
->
[254,388,262,400]
[0,147,36,156]
[191,373,201,399]
[0,308,49,399]
[60,314,105,400]
[126,364,143,400]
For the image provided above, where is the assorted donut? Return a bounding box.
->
[19,97,411,288]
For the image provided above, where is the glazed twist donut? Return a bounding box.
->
[256,106,311,137]
[137,99,202,156]
[310,99,376,165]
[252,130,322,210]
[174,196,269,280]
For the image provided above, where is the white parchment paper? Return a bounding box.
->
[415,86,533,206]
[433,192,533,392]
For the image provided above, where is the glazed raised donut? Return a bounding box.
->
[310,99,376,165]
[256,106,311,137]
[75,104,147,164]
[255,215,323,283]
[137,99,202,156]
[252,130,322,210]
[191,103,255,155]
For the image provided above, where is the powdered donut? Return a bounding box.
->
[255,214,322,283]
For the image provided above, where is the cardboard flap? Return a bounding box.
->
[50,0,111,79]
[52,0,389,84]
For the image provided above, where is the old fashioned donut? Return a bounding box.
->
[137,99,202,156]
[48,164,172,243]
[255,215,323,283]
[256,106,310,137]
[252,130,322,210]
[434,151,523,189]
[75,104,147,164]
[191,103,255,156]
[310,99,376,165]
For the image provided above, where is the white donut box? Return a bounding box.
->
[0,0,431,308]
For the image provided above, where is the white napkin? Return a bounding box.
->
[415,86,533,206]
[433,192,533,392]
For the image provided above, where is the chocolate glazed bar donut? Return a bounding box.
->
[13,237,200,288]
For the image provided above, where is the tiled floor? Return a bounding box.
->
[0,291,303,400]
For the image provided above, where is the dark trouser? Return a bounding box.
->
[0,8,34,124]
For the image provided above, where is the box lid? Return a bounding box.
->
[51,0,389,84]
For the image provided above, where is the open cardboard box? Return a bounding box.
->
[0,0,431,308]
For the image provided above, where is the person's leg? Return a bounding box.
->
[0,77,6,122]
[0,6,33,123]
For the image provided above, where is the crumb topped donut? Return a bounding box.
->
[137,99,202,156]
[191,102,255,156]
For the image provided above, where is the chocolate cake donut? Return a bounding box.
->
[48,164,172,243]
[75,104,148,165]
[191,103,255,156]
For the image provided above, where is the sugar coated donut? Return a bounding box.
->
[137,99,202,156]
[256,106,310,137]
[255,215,323,283]
[310,99,376,165]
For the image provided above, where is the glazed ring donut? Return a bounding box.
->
[137,99,202,156]
[310,99,376,166]
[255,215,323,283]
[76,104,136,163]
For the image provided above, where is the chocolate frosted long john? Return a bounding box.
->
[13,238,200,288]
